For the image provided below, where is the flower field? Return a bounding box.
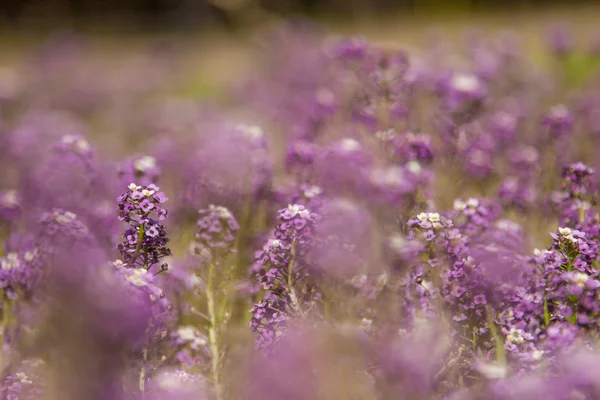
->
[2,16,600,399]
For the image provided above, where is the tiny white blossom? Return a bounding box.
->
[359,318,373,332]
[142,189,155,197]
[475,361,507,379]
[134,156,156,172]
[177,326,198,341]
[15,372,33,385]
[532,350,544,361]
[451,73,480,93]
[128,183,140,191]
[209,205,233,219]
[558,227,572,236]
[24,250,37,263]
[507,328,524,344]
[303,185,322,199]
[237,124,264,142]
[61,134,77,145]
[406,160,422,174]
[74,138,91,153]
[571,272,589,287]
[1,253,20,271]
[453,199,467,211]
[126,269,148,287]
[1,190,19,207]
[417,212,428,222]
[339,138,361,152]
[466,198,479,208]
[427,212,440,222]
[558,227,577,243]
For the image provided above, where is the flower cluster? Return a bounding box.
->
[117,183,171,271]
[193,205,239,256]
[250,204,320,349]
[0,359,45,400]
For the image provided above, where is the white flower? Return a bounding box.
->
[1,253,20,271]
[237,124,264,142]
[287,204,305,217]
[74,138,91,153]
[15,372,33,385]
[61,134,77,145]
[475,361,507,379]
[188,274,202,287]
[558,227,572,236]
[1,190,19,207]
[134,156,156,172]
[208,205,233,219]
[351,274,367,288]
[113,260,126,269]
[126,269,148,287]
[303,185,322,199]
[128,183,140,191]
[466,198,479,208]
[427,212,440,222]
[417,212,428,222]
[388,234,406,253]
[359,318,373,332]
[298,209,310,218]
[54,211,76,225]
[177,326,198,341]
[142,189,155,197]
[451,73,480,93]
[24,250,37,263]
[533,248,542,257]
[338,138,361,152]
[406,160,422,174]
[507,328,524,344]
[376,273,388,286]
[453,199,467,211]
[558,227,577,243]
[532,350,544,361]
[570,272,589,287]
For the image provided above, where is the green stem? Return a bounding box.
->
[139,348,147,397]
[131,224,146,267]
[287,241,304,317]
[1,296,10,343]
[486,307,506,367]
[207,263,224,400]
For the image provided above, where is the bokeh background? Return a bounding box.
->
[1,0,600,94]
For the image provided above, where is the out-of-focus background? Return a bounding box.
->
[1,0,599,95]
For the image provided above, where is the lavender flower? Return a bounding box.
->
[117,183,171,272]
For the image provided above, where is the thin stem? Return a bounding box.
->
[1,296,10,343]
[130,224,146,266]
[139,347,147,398]
[286,240,304,318]
[207,263,224,400]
